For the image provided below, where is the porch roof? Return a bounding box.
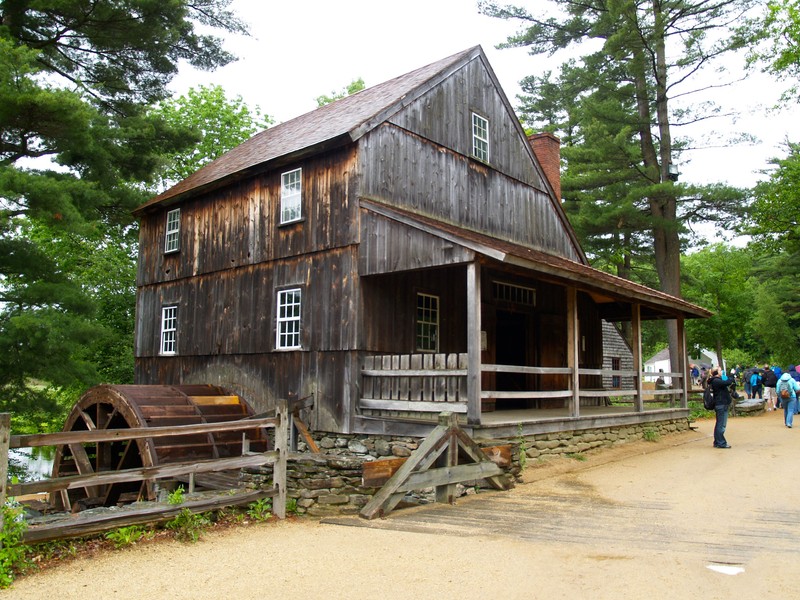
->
[361,199,712,321]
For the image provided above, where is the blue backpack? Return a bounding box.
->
[750,372,761,387]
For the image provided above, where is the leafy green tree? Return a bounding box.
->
[0,1,246,416]
[315,78,366,107]
[482,0,755,368]
[681,244,756,368]
[747,142,800,251]
[749,0,800,100]
[151,84,273,189]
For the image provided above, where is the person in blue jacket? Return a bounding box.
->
[776,372,800,428]
[709,366,736,448]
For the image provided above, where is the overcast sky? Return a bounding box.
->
[170,0,800,189]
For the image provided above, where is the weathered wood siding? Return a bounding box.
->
[361,266,468,354]
[359,125,579,260]
[388,58,544,191]
[135,248,359,357]
[135,350,358,432]
[135,147,362,433]
[359,210,475,275]
[137,147,359,286]
[358,57,580,261]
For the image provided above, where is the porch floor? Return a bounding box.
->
[470,404,690,438]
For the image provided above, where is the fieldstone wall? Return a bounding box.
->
[240,418,690,516]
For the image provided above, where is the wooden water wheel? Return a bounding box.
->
[50,384,268,511]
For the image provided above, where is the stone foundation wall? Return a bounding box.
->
[241,418,690,516]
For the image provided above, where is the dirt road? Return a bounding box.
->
[4,411,798,599]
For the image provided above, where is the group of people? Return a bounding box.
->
[704,364,800,449]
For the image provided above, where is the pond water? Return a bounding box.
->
[7,447,55,482]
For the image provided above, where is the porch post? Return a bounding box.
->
[677,316,688,408]
[567,287,580,418]
[466,261,481,425]
[632,304,644,412]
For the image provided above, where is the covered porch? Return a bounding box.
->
[354,200,711,437]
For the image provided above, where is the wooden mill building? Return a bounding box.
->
[133,46,710,439]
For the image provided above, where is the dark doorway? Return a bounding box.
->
[495,310,529,409]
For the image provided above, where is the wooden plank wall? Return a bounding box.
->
[137,147,359,287]
[360,126,578,261]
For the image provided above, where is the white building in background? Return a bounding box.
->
[644,348,723,384]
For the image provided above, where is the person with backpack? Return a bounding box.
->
[776,372,800,428]
[749,369,763,400]
[709,366,736,448]
[762,364,779,411]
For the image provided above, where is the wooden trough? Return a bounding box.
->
[50,384,268,511]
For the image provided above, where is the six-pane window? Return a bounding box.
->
[416,293,439,352]
[277,288,302,349]
[280,168,302,224]
[164,208,181,253]
[471,113,489,162]
[160,305,177,355]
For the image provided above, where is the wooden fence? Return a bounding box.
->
[360,355,687,415]
[0,405,288,544]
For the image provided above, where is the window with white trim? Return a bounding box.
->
[416,293,439,352]
[471,113,489,162]
[276,288,302,349]
[164,208,181,253]
[160,305,177,355]
[280,168,302,224]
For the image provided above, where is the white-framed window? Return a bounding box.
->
[276,288,302,349]
[164,208,181,253]
[416,293,439,352]
[280,168,302,224]
[160,305,177,355]
[471,112,489,163]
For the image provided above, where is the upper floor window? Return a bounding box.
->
[276,288,302,349]
[416,293,439,352]
[280,168,302,224]
[164,208,181,253]
[471,113,489,163]
[160,305,177,355]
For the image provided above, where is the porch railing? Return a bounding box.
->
[360,354,686,416]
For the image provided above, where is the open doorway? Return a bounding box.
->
[495,310,530,409]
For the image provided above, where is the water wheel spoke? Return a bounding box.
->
[68,443,101,498]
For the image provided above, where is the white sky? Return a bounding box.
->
[170,0,800,189]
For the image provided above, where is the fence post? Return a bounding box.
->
[273,401,288,519]
[0,413,10,544]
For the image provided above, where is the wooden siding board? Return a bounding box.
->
[359,126,580,261]
[359,211,474,275]
[137,148,359,287]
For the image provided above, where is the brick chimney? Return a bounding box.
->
[527,132,561,201]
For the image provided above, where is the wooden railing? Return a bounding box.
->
[361,355,686,414]
[361,353,468,413]
[1,406,288,543]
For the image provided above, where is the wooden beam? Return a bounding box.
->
[466,262,481,425]
[360,422,450,519]
[632,304,644,412]
[273,401,288,519]
[22,488,275,544]
[292,416,320,453]
[11,416,278,449]
[10,451,280,497]
[359,398,468,413]
[567,286,580,418]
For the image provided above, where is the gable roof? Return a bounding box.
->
[135,46,486,214]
